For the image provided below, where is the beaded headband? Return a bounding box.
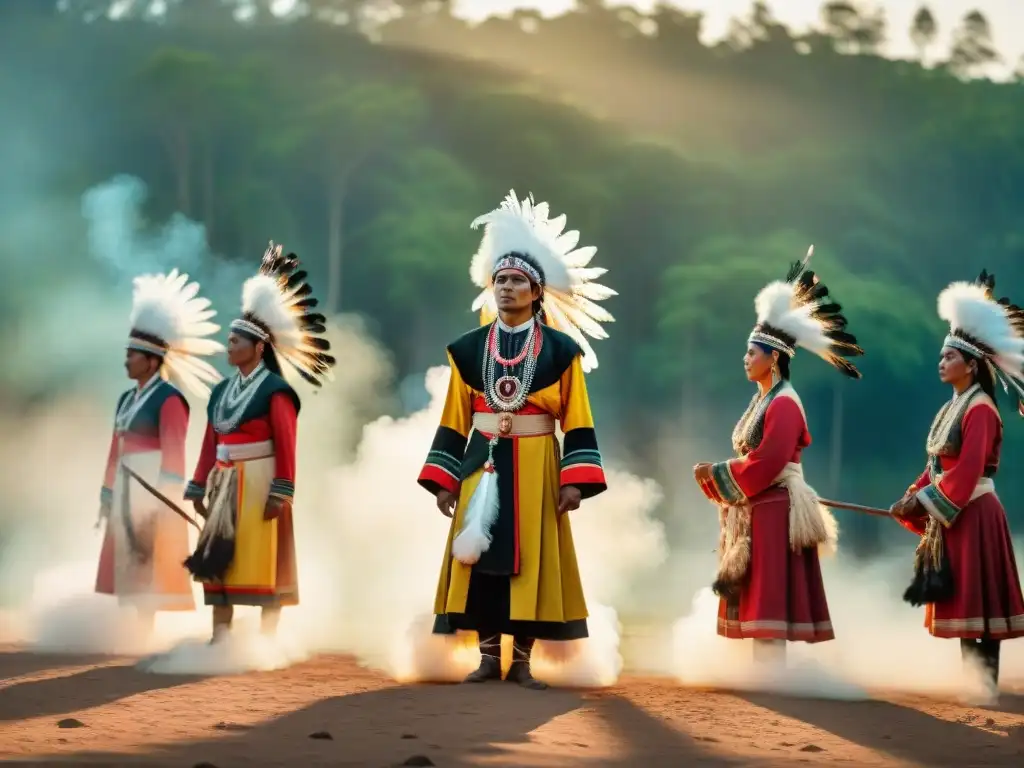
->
[492,255,543,286]
[127,331,169,358]
[230,318,271,342]
[943,333,987,360]
[748,329,796,359]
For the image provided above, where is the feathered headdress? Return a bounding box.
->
[469,190,616,372]
[939,270,1024,416]
[128,269,224,399]
[230,242,336,387]
[748,246,863,378]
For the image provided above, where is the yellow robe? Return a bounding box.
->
[419,324,607,639]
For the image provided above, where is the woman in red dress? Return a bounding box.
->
[693,247,863,663]
[890,270,1024,701]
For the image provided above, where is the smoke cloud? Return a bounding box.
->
[0,174,668,686]
[1,173,1021,701]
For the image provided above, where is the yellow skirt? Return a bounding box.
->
[202,455,299,608]
[434,433,587,625]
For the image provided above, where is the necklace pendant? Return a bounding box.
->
[494,375,521,403]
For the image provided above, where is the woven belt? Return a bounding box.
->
[473,412,555,437]
[216,440,274,463]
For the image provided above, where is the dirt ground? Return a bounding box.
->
[1,645,1023,767]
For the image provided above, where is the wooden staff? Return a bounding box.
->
[818,498,892,518]
[123,466,203,530]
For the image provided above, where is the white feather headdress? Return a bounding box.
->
[939,270,1024,415]
[748,246,863,378]
[128,269,224,399]
[469,190,616,372]
[231,242,336,388]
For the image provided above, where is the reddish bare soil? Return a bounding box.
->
[1,645,1023,766]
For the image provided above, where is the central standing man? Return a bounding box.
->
[419,191,616,689]
[184,243,335,643]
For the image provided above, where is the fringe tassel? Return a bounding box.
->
[903,516,954,607]
[183,466,237,582]
[713,504,751,598]
[712,464,838,597]
[452,439,501,566]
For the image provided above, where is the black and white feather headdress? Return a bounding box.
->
[748,246,863,378]
[469,190,616,372]
[231,242,336,387]
[128,269,224,398]
[939,270,1024,415]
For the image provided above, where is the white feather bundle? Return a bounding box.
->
[939,281,1024,389]
[753,280,835,359]
[469,190,616,371]
[241,274,303,350]
[451,468,500,565]
[129,269,224,399]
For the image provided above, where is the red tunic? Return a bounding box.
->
[899,403,1024,639]
[188,391,299,606]
[95,388,194,610]
[707,396,834,643]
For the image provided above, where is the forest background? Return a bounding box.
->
[1,0,1022,562]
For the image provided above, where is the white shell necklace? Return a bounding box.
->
[115,374,162,433]
[482,318,539,413]
[213,362,270,434]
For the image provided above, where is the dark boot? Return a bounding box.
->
[978,637,1002,691]
[505,636,548,690]
[464,632,502,683]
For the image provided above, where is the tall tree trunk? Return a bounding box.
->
[169,126,191,216]
[326,177,346,315]
[202,137,215,245]
[829,380,843,497]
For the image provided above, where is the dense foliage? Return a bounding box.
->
[3,1,1023,551]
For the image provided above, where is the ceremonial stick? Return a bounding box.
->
[123,466,203,530]
[818,498,892,518]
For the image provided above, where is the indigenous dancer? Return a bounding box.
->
[184,243,335,643]
[890,270,1024,701]
[693,248,863,662]
[96,270,224,634]
[419,191,616,689]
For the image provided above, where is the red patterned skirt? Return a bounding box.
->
[925,492,1024,639]
[717,487,834,643]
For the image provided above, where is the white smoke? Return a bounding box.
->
[0,175,669,686]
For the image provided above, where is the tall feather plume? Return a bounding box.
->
[752,245,864,378]
[939,271,1024,416]
[469,190,616,372]
[240,242,336,388]
[129,269,224,399]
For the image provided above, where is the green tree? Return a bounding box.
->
[131,48,219,218]
[820,1,885,55]
[357,147,480,368]
[909,5,937,65]
[271,76,425,313]
[948,10,999,78]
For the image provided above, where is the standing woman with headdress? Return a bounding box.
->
[95,270,224,634]
[418,190,616,689]
[184,243,335,643]
[890,271,1024,702]
[693,248,863,662]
